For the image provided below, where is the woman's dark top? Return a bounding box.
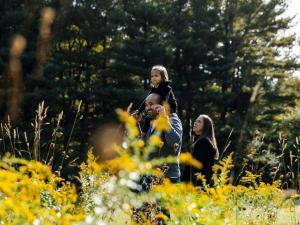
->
[182,137,216,186]
[137,81,177,114]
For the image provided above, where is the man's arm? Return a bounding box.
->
[164,115,182,150]
[153,105,182,150]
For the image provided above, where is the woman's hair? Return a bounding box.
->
[151,65,169,82]
[195,114,219,160]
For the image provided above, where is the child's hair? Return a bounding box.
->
[151,65,169,82]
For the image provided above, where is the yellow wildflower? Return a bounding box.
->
[156,213,169,221]
[149,135,162,146]
[180,152,203,169]
[115,108,136,126]
[116,108,139,137]
[240,171,261,184]
[153,114,171,132]
[134,139,145,148]
[101,155,138,173]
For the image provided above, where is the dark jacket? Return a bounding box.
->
[182,137,216,186]
[144,113,182,183]
[138,81,177,114]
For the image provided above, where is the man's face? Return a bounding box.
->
[145,94,161,116]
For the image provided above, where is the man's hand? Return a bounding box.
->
[132,110,142,122]
[153,104,166,115]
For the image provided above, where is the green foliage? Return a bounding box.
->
[0,0,299,187]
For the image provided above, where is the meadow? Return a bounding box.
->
[1,1,300,224]
[0,109,299,225]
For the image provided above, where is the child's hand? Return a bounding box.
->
[132,110,142,122]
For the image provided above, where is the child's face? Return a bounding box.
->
[151,69,162,87]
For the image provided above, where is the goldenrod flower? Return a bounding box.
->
[115,108,136,127]
[153,114,170,132]
[116,108,139,137]
[180,153,203,169]
[149,135,162,146]
[155,213,169,221]
[134,139,145,148]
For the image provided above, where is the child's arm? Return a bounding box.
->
[154,82,171,102]
[167,90,178,112]
[155,82,178,112]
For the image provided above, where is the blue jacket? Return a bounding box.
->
[144,113,182,182]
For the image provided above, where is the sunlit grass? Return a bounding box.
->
[0,108,299,224]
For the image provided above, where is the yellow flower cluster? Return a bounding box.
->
[152,114,171,132]
[0,108,297,225]
[0,156,84,225]
[149,134,164,148]
[115,109,139,137]
[180,152,203,169]
[80,150,101,174]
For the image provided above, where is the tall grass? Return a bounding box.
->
[0,101,83,176]
[0,107,299,224]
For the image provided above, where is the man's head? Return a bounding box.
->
[145,93,162,116]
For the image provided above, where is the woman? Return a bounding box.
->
[182,114,219,186]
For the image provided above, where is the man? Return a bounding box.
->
[141,93,182,183]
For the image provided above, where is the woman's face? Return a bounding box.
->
[193,116,204,135]
[151,69,162,87]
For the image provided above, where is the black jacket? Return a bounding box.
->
[137,81,177,113]
[182,137,216,186]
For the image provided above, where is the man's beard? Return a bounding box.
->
[145,113,156,120]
